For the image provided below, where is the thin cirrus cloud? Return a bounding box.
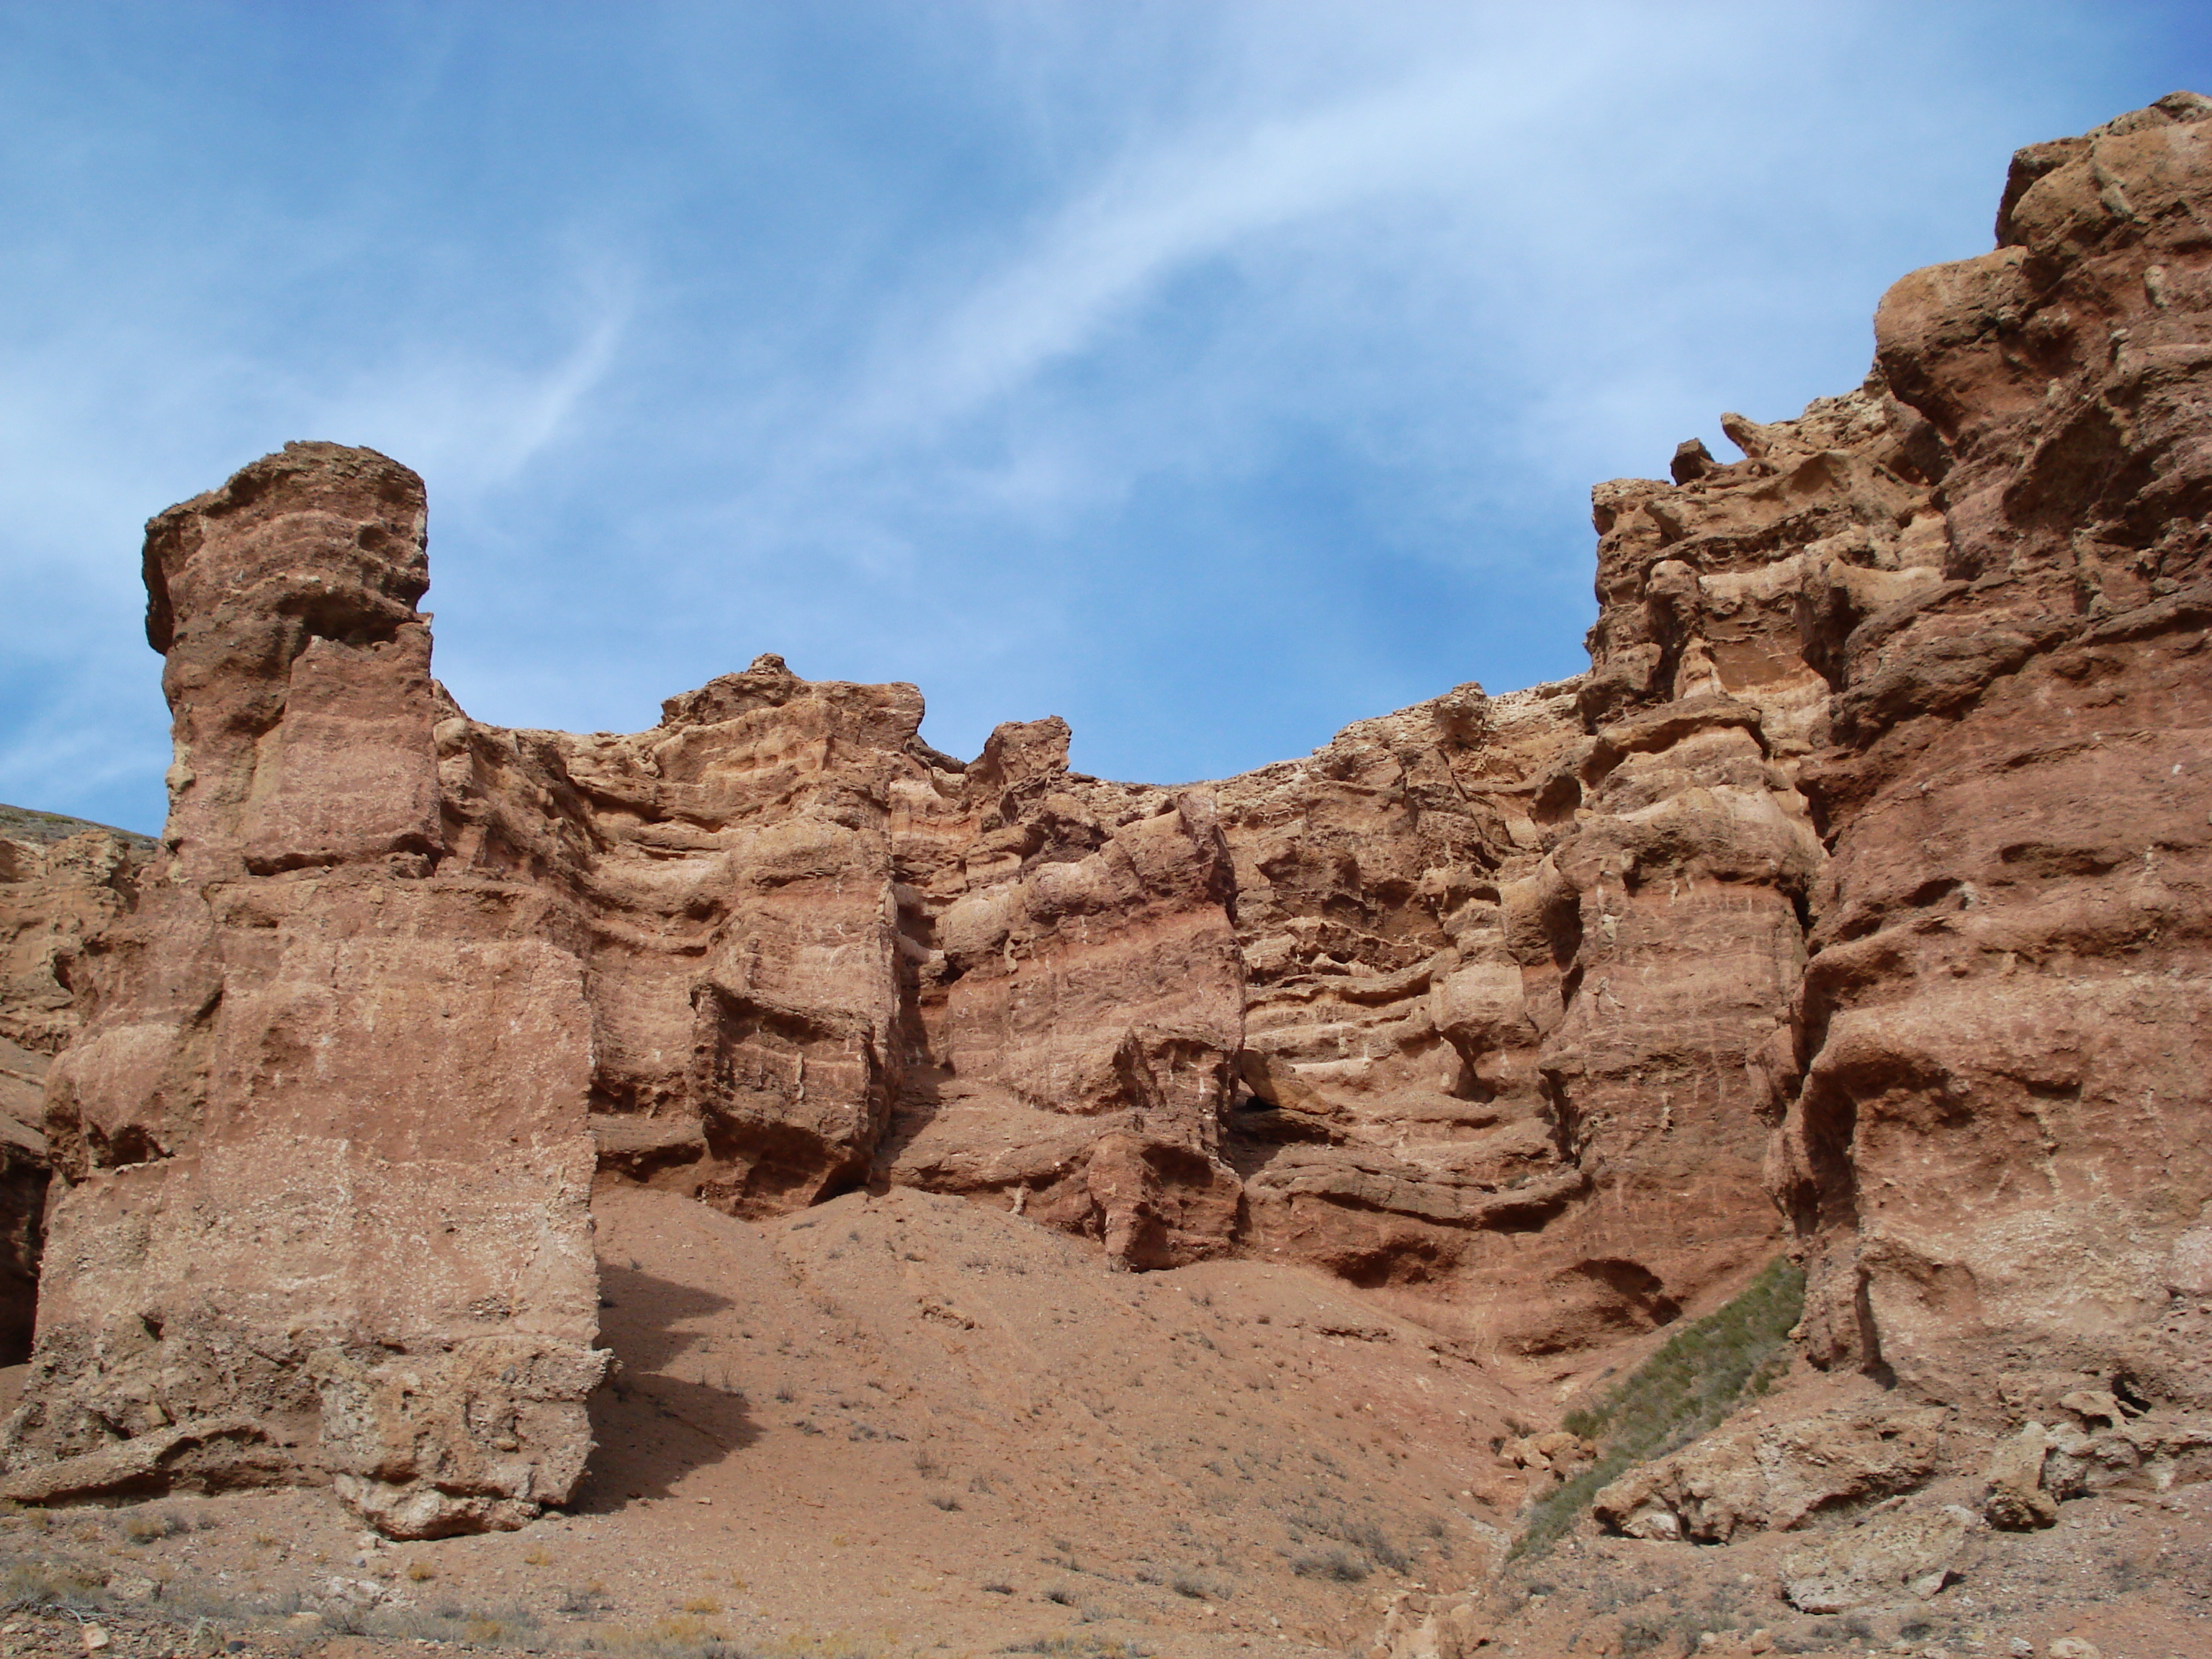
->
[858,63,1537,439]
[0,2,2206,834]
[305,281,634,500]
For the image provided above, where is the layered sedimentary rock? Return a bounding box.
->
[10,94,2212,1539]
[428,664,1250,1271]
[5,448,606,1536]
[1770,92,2212,1412]
[1205,680,1807,1355]
[0,818,151,1363]
[422,657,1793,1341]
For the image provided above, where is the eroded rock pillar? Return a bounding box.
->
[5,443,606,1535]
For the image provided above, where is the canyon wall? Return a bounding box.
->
[4,93,2208,1532]
[0,818,149,1364]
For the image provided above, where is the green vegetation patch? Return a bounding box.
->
[1513,1255,1804,1560]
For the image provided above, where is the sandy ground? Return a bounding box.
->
[0,1184,2204,1659]
[0,1185,1532,1658]
[568,1181,1524,1654]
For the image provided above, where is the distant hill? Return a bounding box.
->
[0,802,158,851]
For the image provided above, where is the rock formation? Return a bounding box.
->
[0,814,150,1364]
[1775,92,2212,1413]
[5,450,606,1536]
[4,93,2209,1569]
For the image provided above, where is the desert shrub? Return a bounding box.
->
[325,1601,546,1650]
[1166,1568,1231,1601]
[1288,1547,1367,1583]
[1617,1611,1691,1655]
[120,1509,189,1544]
[580,1609,867,1658]
[1513,1255,1804,1561]
[559,1584,613,1615]
[317,1603,369,1637]
[0,1562,106,1611]
[1341,1519,1408,1573]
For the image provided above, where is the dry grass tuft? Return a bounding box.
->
[120,1510,189,1545]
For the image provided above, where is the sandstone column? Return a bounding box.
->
[5,443,606,1537]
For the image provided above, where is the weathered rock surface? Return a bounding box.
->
[1593,1398,1950,1542]
[4,446,606,1536]
[1981,1421,2061,1530]
[1562,91,2212,1560]
[8,96,2212,1573]
[1981,1389,2212,1531]
[440,649,1793,1342]
[1761,91,2212,1411]
[1776,1503,1975,1613]
[0,817,151,1363]
[1362,1591,1493,1659]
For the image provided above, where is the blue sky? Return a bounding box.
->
[4,2,2208,835]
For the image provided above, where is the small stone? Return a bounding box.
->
[2048,1642,2100,1659]
[80,1628,109,1653]
[1671,438,1719,482]
[1983,1424,2058,1530]
[2009,1641,2034,1658]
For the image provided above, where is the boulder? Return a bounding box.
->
[1982,1423,2058,1530]
[1595,1401,1948,1542]
[1777,1504,1974,1614]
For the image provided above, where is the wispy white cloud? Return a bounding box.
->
[677,5,1940,549]
[309,269,634,498]
[0,1,2198,827]
[857,61,1524,433]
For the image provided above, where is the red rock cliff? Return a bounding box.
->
[7,94,2210,1532]
[6,446,606,1537]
